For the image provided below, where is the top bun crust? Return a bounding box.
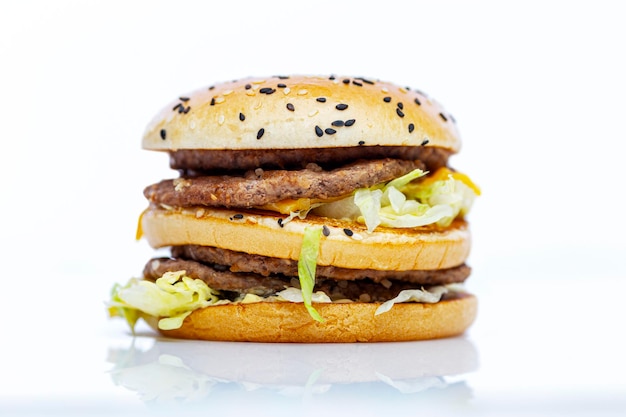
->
[143,75,461,152]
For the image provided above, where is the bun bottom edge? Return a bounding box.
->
[157,294,477,343]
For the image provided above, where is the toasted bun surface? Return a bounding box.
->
[141,207,471,271]
[158,294,477,343]
[143,75,460,152]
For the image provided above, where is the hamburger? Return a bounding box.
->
[109,75,480,342]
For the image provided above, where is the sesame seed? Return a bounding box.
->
[215,96,225,104]
[239,112,245,121]
[277,75,290,80]
[179,96,190,102]
[325,128,337,135]
[414,98,421,106]
[257,128,265,139]
[233,213,244,219]
[356,77,374,85]
[160,129,166,140]
[322,225,330,236]
[218,115,225,125]
[343,228,354,236]
[358,140,365,145]
[246,90,255,96]
[421,139,430,146]
[383,97,391,103]
[173,103,183,111]
[342,78,350,84]
[297,89,308,95]
[308,109,319,117]
[329,75,336,80]
[223,89,233,96]
[245,84,252,90]
[439,113,448,122]
[315,126,323,137]
[254,101,262,110]
[286,103,295,111]
[399,87,408,93]
[283,87,291,94]
[352,80,363,87]
[336,103,348,110]
[396,108,405,118]
[345,119,356,126]
[381,87,389,93]
[316,97,327,102]
[277,218,284,228]
[331,120,345,127]
[277,83,287,88]
[183,106,190,114]
[408,123,415,133]
[397,102,404,110]
[252,79,266,84]
[260,87,276,95]
[208,86,215,90]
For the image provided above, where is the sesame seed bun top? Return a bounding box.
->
[142,75,461,152]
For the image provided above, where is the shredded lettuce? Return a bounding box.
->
[374,286,450,316]
[313,168,478,232]
[108,271,220,331]
[297,227,325,322]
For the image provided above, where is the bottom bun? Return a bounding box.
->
[157,294,477,343]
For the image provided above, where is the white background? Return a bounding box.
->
[1,1,625,415]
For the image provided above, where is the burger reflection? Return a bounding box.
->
[107,335,478,408]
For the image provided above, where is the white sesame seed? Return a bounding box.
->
[381,87,389,93]
[252,79,265,84]
[245,90,255,96]
[297,89,308,95]
[283,87,291,95]
[308,109,319,117]
[215,96,225,104]
[218,114,225,125]
[399,87,408,94]
[223,89,233,96]
[195,208,205,218]
[252,84,260,90]
[254,101,262,110]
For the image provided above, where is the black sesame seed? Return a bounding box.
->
[178,105,185,114]
[286,103,295,112]
[329,75,336,80]
[352,80,363,87]
[397,102,404,110]
[160,129,166,140]
[322,225,330,236]
[257,128,265,139]
[210,97,216,106]
[408,123,415,133]
[315,126,323,137]
[179,96,190,102]
[342,78,350,84]
[343,228,354,237]
[396,108,405,118]
[356,77,374,85]
[414,97,421,106]
[233,213,244,219]
[439,113,448,122]
[277,218,284,228]
[383,97,391,103]
[183,106,191,114]
[325,128,337,135]
[245,84,252,90]
[331,120,345,127]
[316,97,327,103]
[336,103,348,110]
[421,139,430,146]
[172,103,183,112]
[239,112,245,121]
[260,87,275,95]
[277,83,287,88]
[358,140,365,145]
[345,119,356,126]
[277,75,290,80]
[208,86,215,90]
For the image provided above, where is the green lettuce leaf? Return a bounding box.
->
[108,271,220,331]
[297,227,325,322]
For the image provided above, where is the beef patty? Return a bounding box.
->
[144,158,424,209]
[143,246,469,302]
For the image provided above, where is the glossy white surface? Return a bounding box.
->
[1,1,625,416]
